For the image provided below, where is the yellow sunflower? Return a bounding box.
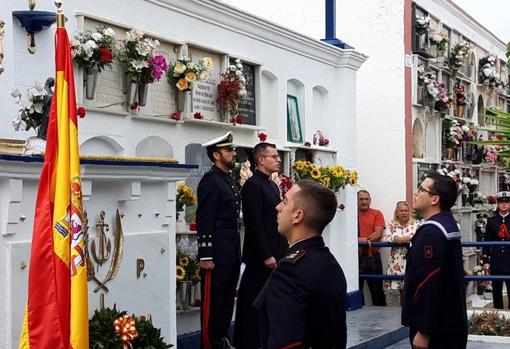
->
[293,161,305,170]
[179,256,190,267]
[310,168,321,179]
[176,266,186,281]
[321,176,331,188]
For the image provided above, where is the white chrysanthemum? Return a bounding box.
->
[130,60,148,70]
[92,32,103,42]
[10,88,21,98]
[103,28,116,37]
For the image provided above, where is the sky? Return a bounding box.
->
[451,0,510,43]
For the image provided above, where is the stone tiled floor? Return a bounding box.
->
[387,338,509,348]
[347,306,407,348]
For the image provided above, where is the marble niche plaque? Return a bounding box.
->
[189,47,222,121]
[231,58,256,125]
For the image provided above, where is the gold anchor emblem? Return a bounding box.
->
[84,209,124,293]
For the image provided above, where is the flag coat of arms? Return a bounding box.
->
[18,22,89,349]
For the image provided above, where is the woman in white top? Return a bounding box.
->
[382,201,420,292]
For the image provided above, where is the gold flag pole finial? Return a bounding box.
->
[55,0,65,28]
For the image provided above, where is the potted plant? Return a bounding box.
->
[441,119,462,160]
[167,56,213,112]
[176,250,200,309]
[71,26,116,100]
[10,78,54,154]
[217,58,247,124]
[116,29,168,107]
[176,183,197,230]
[292,161,358,192]
[429,31,448,57]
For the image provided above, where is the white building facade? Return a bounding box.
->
[0,0,366,347]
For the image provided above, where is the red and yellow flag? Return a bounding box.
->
[19,24,88,349]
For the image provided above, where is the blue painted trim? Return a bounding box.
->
[321,37,349,49]
[0,154,198,169]
[12,11,56,34]
[345,290,363,311]
[325,0,336,38]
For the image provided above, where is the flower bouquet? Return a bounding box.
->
[292,161,358,192]
[176,240,200,309]
[10,79,53,140]
[415,15,430,35]
[167,56,213,112]
[116,29,168,107]
[71,26,116,99]
[417,64,438,106]
[176,183,197,213]
[478,55,503,89]
[217,58,247,124]
[270,172,294,197]
[434,82,453,112]
[429,31,449,54]
[451,40,471,70]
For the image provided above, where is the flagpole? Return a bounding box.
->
[55,0,65,28]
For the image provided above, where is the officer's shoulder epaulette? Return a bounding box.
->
[280,250,306,265]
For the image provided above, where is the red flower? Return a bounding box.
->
[258,132,267,142]
[99,47,113,63]
[170,111,181,121]
[323,138,330,146]
[304,141,311,147]
[193,112,203,119]
[235,115,243,124]
[130,102,139,110]
[77,106,86,118]
[487,195,497,204]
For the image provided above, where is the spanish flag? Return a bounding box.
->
[18,18,89,349]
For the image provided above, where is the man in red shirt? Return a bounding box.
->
[358,190,387,306]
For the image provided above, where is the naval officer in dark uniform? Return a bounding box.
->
[402,173,467,349]
[254,180,347,349]
[197,131,241,349]
[485,191,510,309]
[234,142,288,349]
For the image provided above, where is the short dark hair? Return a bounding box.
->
[294,180,337,234]
[253,142,276,165]
[357,189,370,197]
[426,172,458,211]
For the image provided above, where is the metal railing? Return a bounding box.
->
[358,241,510,281]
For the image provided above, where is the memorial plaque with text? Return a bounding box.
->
[190,47,221,120]
[230,59,256,125]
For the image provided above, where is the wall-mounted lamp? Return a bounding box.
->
[12,10,57,54]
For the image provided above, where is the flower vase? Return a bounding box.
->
[178,280,191,310]
[455,105,465,117]
[85,66,99,100]
[138,82,149,106]
[187,283,197,307]
[126,80,138,106]
[176,212,187,232]
[175,90,188,112]
[461,193,468,207]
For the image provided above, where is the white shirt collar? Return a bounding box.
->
[500,212,510,219]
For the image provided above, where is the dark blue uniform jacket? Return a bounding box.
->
[254,236,347,349]
[402,211,467,335]
[196,166,241,266]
